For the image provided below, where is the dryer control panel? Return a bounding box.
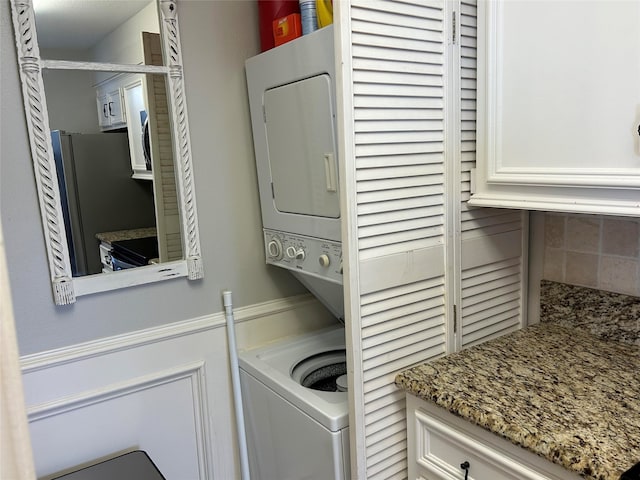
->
[264,229,342,284]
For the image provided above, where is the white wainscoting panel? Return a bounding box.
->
[21,294,337,479]
[30,364,208,479]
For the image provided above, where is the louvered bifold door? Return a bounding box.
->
[337,1,452,478]
[458,0,527,348]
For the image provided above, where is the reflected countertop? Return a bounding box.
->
[95,227,157,244]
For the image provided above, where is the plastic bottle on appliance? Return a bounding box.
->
[299,0,318,35]
[316,0,333,27]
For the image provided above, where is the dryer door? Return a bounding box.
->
[264,74,339,219]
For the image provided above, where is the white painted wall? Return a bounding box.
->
[1,1,311,355]
[92,2,160,65]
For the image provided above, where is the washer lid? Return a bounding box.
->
[238,326,348,431]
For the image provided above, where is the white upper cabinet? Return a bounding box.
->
[470,0,640,216]
[96,83,126,130]
[122,76,152,180]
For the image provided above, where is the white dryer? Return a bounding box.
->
[239,326,350,480]
[246,26,344,320]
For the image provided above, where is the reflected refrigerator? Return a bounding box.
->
[51,130,156,276]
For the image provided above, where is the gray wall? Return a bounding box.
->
[43,69,99,134]
[1,0,306,355]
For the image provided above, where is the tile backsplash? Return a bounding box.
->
[543,213,640,296]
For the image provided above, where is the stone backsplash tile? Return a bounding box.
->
[602,218,639,257]
[600,256,639,296]
[566,215,600,252]
[542,213,640,296]
[544,214,565,248]
[565,251,598,287]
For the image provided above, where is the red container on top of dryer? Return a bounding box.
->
[258,0,300,51]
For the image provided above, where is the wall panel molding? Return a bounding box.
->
[20,293,335,479]
[29,362,212,480]
[21,293,322,373]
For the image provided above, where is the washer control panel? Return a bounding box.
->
[264,229,342,284]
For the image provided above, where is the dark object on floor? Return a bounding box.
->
[51,450,166,480]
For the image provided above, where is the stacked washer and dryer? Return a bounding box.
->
[241,25,350,479]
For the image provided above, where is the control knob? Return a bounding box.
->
[318,254,331,267]
[286,246,306,260]
[267,238,283,260]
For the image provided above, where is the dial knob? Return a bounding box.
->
[286,246,306,260]
[267,238,283,259]
[318,254,331,267]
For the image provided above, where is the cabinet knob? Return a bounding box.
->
[460,461,470,480]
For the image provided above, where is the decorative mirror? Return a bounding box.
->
[10,0,203,305]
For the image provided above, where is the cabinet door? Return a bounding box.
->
[106,88,125,126]
[96,88,125,130]
[470,0,640,216]
[122,77,151,179]
[96,94,110,129]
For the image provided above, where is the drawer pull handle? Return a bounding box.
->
[460,461,470,480]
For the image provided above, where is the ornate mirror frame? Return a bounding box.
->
[10,0,203,305]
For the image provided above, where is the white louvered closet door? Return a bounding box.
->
[337,0,527,478]
[457,0,528,350]
[337,1,454,478]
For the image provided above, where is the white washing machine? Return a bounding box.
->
[239,326,350,480]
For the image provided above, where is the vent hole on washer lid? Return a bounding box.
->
[291,349,347,392]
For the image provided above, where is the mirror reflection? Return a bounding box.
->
[34,0,183,277]
[33,0,157,64]
[11,0,204,303]
[42,69,182,277]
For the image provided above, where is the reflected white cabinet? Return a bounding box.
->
[469,0,640,216]
[96,84,125,130]
[96,74,152,181]
[406,395,581,480]
[122,76,152,180]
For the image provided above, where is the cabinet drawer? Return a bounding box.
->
[414,409,551,480]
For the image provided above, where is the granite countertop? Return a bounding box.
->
[395,282,640,480]
[95,227,157,244]
[540,280,640,346]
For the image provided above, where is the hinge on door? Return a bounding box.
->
[271,182,275,199]
[453,304,457,333]
[452,11,457,45]
[262,104,267,123]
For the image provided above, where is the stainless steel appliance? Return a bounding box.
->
[51,130,156,276]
